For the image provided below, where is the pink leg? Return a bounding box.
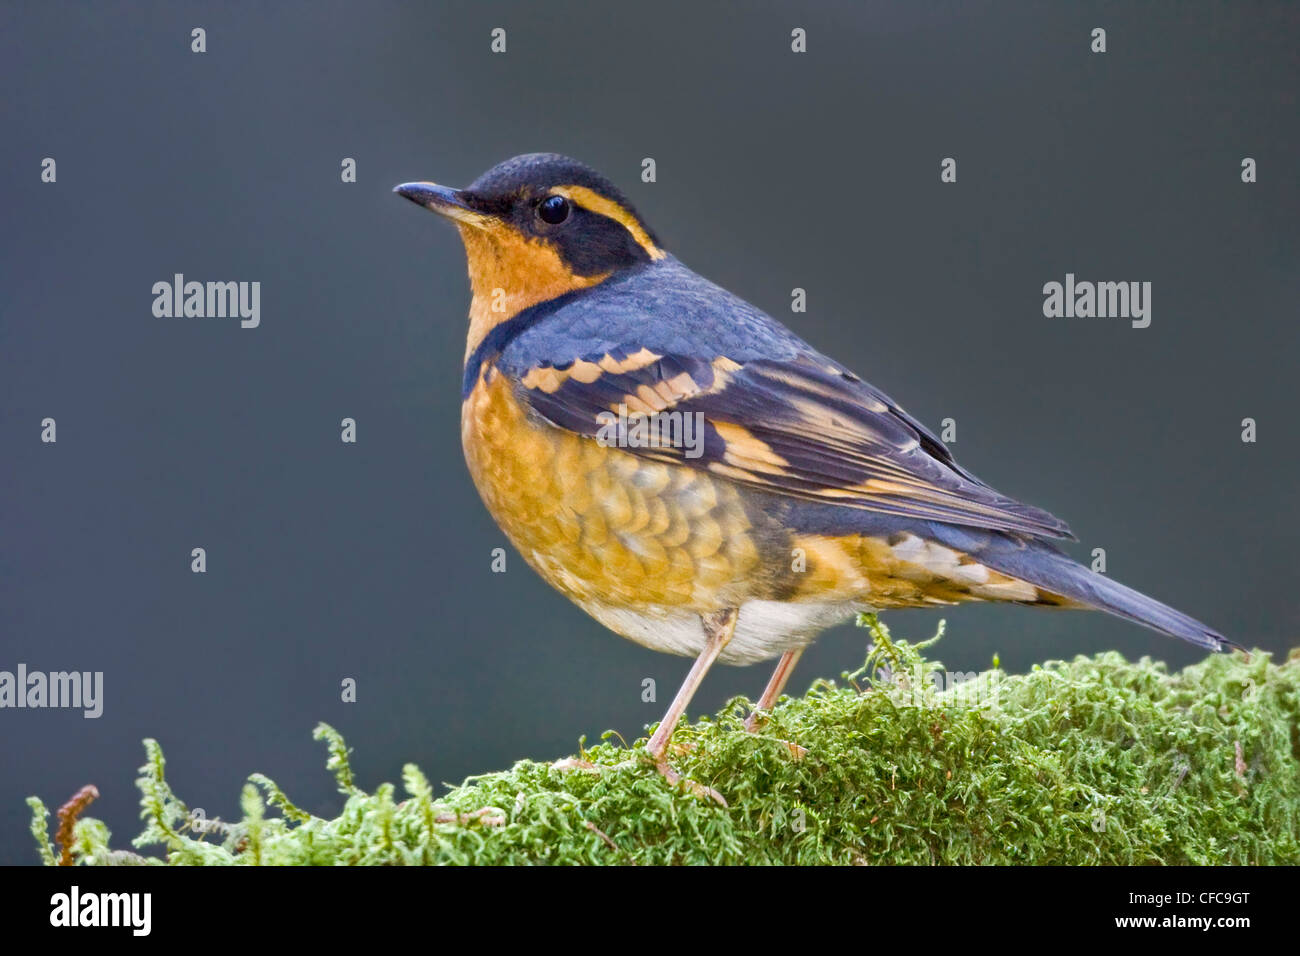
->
[646,608,738,805]
[744,648,804,733]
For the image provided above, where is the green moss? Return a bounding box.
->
[28,615,1300,864]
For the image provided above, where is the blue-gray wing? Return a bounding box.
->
[503,332,1074,541]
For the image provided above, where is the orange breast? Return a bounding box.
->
[460,365,1051,620]
[461,366,765,611]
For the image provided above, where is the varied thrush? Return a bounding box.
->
[396,154,1237,803]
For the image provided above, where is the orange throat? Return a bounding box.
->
[457,222,609,363]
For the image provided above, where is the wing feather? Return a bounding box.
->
[513,350,1075,541]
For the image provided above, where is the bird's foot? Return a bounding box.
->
[778,739,809,761]
[742,711,809,760]
[550,756,600,773]
[652,758,728,807]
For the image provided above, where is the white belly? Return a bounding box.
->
[579,598,868,665]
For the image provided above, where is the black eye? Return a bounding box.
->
[537,195,570,225]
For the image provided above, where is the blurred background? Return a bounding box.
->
[1,1,1296,863]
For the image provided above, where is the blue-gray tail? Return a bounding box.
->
[968,535,1240,654]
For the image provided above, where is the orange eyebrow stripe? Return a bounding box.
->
[552,185,666,261]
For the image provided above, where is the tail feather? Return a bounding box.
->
[962,534,1240,654]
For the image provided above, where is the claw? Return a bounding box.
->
[654,760,728,807]
[744,710,809,760]
[780,740,809,761]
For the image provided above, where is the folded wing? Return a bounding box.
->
[512,347,1075,541]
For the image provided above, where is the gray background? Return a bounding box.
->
[2,1,1296,864]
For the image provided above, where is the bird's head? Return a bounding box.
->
[396,153,663,357]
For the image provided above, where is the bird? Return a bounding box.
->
[395,153,1238,804]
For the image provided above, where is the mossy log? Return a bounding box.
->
[29,616,1300,865]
